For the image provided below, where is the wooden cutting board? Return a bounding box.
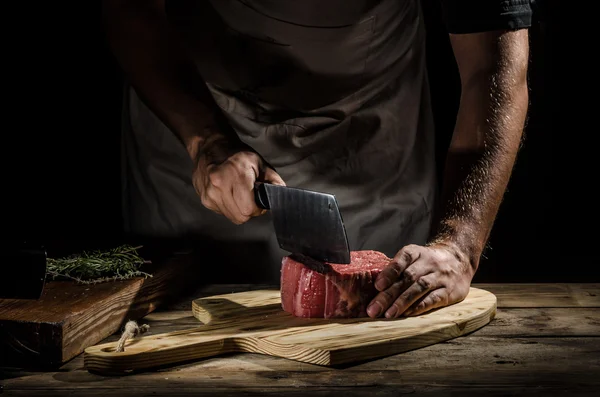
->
[84,287,497,374]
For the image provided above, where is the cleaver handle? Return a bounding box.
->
[254,182,271,210]
[0,241,47,299]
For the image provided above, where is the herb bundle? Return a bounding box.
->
[46,245,152,284]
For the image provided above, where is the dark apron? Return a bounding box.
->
[121,0,437,283]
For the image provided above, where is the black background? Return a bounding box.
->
[4,1,591,282]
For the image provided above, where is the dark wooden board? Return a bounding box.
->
[0,248,203,368]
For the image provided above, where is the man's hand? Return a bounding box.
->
[366,243,473,318]
[192,139,285,225]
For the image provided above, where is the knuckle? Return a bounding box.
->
[403,268,417,284]
[240,208,254,217]
[416,276,433,291]
[385,261,403,279]
[404,244,420,256]
[244,151,260,162]
[400,250,413,263]
[208,171,224,187]
[440,293,450,306]
[234,214,250,225]
[397,245,421,264]
[422,295,436,310]
[236,151,260,166]
[440,264,453,277]
[430,291,448,307]
[237,199,260,218]
[243,168,258,183]
[226,156,243,169]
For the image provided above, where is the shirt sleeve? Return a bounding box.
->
[440,0,534,34]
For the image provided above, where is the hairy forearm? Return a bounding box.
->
[430,29,530,271]
[102,0,231,159]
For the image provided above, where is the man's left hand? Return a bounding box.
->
[366,243,474,318]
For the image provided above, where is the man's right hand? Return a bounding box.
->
[191,141,285,225]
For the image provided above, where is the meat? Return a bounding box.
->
[280,250,392,318]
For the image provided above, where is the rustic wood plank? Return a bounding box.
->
[3,337,599,396]
[0,250,204,368]
[134,307,600,338]
[83,287,496,374]
[475,283,600,307]
[567,284,600,306]
[12,335,600,375]
[478,308,600,337]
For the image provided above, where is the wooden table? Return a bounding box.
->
[2,283,599,396]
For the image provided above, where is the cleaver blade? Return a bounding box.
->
[254,182,351,264]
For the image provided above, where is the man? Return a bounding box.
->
[102,0,532,319]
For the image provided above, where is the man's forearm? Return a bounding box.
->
[102,0,230,159]
[430,29,530,271]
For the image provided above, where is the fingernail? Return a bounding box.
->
[375,277,390,291]
[385,305,398,318]
[367,302,382,318]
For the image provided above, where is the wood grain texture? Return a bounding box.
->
[475,283,600,307]
[0,251,203,368]
[83,287,496,374]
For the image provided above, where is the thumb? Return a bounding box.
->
[264,167,286,186]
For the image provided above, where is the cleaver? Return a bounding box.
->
[254,182,351,264]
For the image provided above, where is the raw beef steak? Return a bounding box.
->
[280,250,392,318]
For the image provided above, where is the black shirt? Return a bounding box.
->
[441,0,537,34]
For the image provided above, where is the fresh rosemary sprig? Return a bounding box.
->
[46,245,153,284]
